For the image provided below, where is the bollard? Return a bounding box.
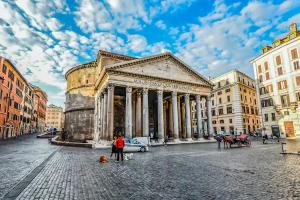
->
[281,142,286,153]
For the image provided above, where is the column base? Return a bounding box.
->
[186,138,193,142]
[173,138,180,143]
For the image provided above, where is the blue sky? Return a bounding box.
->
[0,0,300,108]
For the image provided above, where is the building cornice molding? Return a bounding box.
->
[65,61,97,79]
[96,50,136,62]
[108,70,212,89]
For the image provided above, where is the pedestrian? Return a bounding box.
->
[216,135,222,149]
[115,135,125,162]
[110,136,117,159]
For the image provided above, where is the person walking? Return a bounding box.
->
[110,136,117,159]
[216,135,222,149]
[115,135,125,162]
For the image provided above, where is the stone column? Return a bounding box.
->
[206,95,213,137]
[125,87,132,138]
[177,96,182,138]
[169,101,174,136]
[135,92,142,137]
[102,91,108,140]
[107,84,114,141]
[172,92,179,141]
[99,94,104,140]
[157,90,164,143]
[132,94,136,137]
[142,88,149,137]
[97,95,102,141]
[196,95,203,138]
[181,101,186,139]
[185,94,192,140]
[94,97,99,142]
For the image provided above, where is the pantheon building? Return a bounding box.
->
[65,50,213,143]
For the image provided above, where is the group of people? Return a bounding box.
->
[110,135,125,162]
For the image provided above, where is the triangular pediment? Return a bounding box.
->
[106,53,212,87]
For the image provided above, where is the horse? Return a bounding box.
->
[223,135,234,148]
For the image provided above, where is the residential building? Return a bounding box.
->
[46,104,64,131]
[251,23,300,138]
[32,85,48,133]
[0,57,28,139]
[210,70,261,135]
[20,84,34,135]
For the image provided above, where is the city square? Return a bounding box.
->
[1,0,300,199]
[1,135,300,200]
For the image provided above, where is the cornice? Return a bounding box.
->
[96,50,136,63]
[65,60,97,80]
[108,70,212,89]
[66,83,95,93]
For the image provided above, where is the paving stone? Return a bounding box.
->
[1,136,300,200]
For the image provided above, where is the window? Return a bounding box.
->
[212,109,216,116]
[277,67,283,75]
[212,120,217,124]
[264,62,269,70]
[217,91,222,95]
[296,92,300,101]
[291,48,298,60]
[220,120,224,124]
[293,61,300,70]
[281,95,290,107]
[259,75,263,83]
[219,98,222,104]
[264,114,268,122]
[275,55,282,65]
[229,119,232,123]
[227,106,232,114]
[16,88,22,98]
[261,98,273,107]
[258,65,262,73]
[8,70,14,81]
[218,108,223,115]
[14,102,19,110]
[2,64,7,74]
[227,96,230,102]
[265,72,270,80]
[277,80,287,90]
[271,113,276,121]
[212,100,214,106]
[0,90,2,99]
[225,88,230,93]
[296,76,300,86]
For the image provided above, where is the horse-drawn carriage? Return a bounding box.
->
[217,133,251,148]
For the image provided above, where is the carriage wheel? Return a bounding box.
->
[247,140,251,147]
[238,141,242,147]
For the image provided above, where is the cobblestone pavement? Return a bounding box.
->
[0,134,59,198]
[1,137,300,200]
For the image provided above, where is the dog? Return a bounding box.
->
[124,153,133,161]
[99,155,109,163]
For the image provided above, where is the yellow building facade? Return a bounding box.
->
[46,104,64,131]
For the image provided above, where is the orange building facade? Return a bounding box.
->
[0,57,48,139]
[32,86,48,133]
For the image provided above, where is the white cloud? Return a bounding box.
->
[155,20,167,30]
[127,35,148,52]
[75,0,112,33]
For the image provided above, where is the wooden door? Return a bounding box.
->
[284,121,295,137]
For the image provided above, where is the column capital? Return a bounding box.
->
[185,93,190,98]
[142,88,148,95]
[157,90,163,96]
[126,86,132,93]
[172,91,177,96]
[107,83,114,91]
